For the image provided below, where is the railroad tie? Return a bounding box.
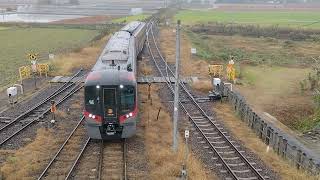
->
[210,141,226,144]
[226,163,245,167]
[238,177,258,180]
[197,124,211,127]
[195,121,210,124]
[232,169,251,173]
[201,128,215,131]
[224,157,240,160]
[212,145,230,149]
[207,136,222,140]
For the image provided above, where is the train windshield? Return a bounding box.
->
[120,86,135,115]
[84,86,99,114]
[103,88,117,117]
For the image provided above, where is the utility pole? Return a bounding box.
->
[173,20,181,152]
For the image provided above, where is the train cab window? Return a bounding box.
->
[103,88,117,117]
[85,86,98,106]
[84,86,99,114]
[120,86,135,114]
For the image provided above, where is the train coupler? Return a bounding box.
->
[106,124,116,135]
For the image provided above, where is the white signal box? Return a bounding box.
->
[185,130,190,138]
[191,48,197,55]
[7,87,17,97]
[49,54,55,60]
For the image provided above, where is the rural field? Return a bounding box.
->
[0,26,100,88]
[176,10,320,29]
[174,9,320,132]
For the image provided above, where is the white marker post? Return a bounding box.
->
[182,129,189,180]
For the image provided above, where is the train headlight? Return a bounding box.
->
[126,114,130,118]
[96,85,100,89]
[92,115,96,119]
[120,84,124,89]
[129,112,133,117]
[89,114,93,118]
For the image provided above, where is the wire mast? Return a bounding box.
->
[173,20,181,152]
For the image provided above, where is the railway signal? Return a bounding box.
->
[27,52,39,89]
[50,100,57,125]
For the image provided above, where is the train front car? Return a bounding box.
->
[84,71,137,139]
[84,21,146,140]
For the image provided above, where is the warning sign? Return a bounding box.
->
[226,63,236,82]
[19,66,31,83]
[19,63,49,82]
[208,65,223,77]
[27,53,38,61]
[37,64,49,77]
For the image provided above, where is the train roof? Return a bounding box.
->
[85,70,136,86]
[92,31,131,71]
[121,21,144,34]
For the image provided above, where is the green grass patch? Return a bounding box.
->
[240,67,258,85]
[0,27,99,87]
[112,14,150,23]
[294,110,320,132]
[0,26,10,31]
[176,10,320,29]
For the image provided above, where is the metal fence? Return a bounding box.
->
[221,83,320,175]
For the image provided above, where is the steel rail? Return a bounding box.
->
[64,138,91,180]
[123,139,128,180]
[97,140,104,180]
[147,23,265,180]
[0,69,83,132]
[37,116,85,180]
[0,83,84,147]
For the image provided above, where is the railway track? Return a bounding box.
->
[37,116,89,180]
[146,23,268,180]
[97,140,127,180]
[0,70,84,148]
[63,139,127,180]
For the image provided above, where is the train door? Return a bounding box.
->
[103,88,117,119]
